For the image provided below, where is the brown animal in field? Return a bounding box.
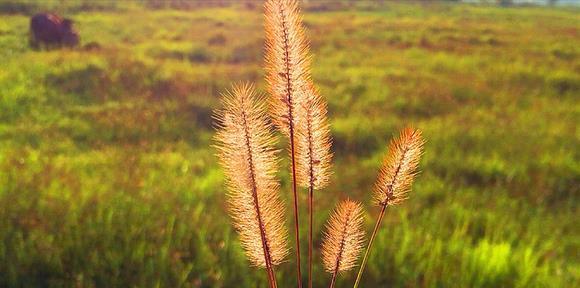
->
[29,13,79,49]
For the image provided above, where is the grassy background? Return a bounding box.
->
[0,1,578,287]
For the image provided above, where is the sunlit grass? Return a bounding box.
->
[0,2,578,287]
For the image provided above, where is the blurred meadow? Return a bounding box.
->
[0,0,579,287]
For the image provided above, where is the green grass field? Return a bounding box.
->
[0,1,578,287]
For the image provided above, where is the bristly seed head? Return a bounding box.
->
[213,83,289,267]
[264,0,311,137]
[321,200,366,274]
[373,127,425,207]
[295,84,333,190]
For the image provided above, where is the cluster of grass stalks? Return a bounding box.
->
[214,1,425,287]
[0,1,578,287]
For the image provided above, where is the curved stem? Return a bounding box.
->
[353,205,387,288]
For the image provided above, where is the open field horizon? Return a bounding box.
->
[0,1,578,287]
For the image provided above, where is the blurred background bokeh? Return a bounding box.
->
[0,0,578,287]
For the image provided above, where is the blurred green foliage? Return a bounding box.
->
[0,1,578,287]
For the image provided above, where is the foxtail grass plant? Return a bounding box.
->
[321,200,365,288]
[296,83,333,288]
[214,84,289,288]
[264,0,328,286]
[353,128,425,288]
[214,1,425,287]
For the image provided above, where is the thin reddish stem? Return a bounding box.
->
[353,205,387,288]
[290,132,302,288]
[277,3,302,287]
[267,266,278,288]
[307,102,315,288]
[329,271,338,288]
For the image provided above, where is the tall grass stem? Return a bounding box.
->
[353,205,386,288]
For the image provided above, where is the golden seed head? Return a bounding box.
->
[373,127,425,207]
[321,200,366,274]
[214,83,289,267]
[264,0,312,137]
[295,84,333,190]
